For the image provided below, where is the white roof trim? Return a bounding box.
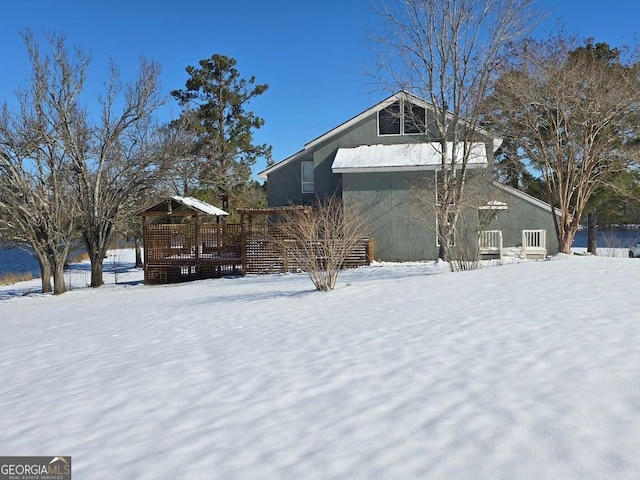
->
[331,143,488,173]
[257,149,304,180]
[304,91,426,150]
[257,93,409,180]
[258,90,502,179]
[492,182,563,217]
[171,196,229,216]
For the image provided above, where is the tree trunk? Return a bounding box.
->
[90,257,104,287]
[85,240,107,287]
[587,213,597,255]
[84,227,112,287]
[558,227,577,254]
[52,259,67,295]
[222,193,229,213]
[35,253,52,293]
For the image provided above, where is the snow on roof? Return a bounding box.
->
[258,91,502,180]
[171,196,229,216]
[331,142,487,173]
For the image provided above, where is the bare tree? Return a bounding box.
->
[375,0,537,263]
[0,35,80,294]
[162,113,206,196]
[270,197,370,291]
[410,169,505,270]
[486,36,640,252]
[20,32,170,287]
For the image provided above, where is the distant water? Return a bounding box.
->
[572,228,640,249]
[0,245,41,278]
[1,228,639,277]
[0,242,87,278]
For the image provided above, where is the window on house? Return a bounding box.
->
[301,161,314,193]
[378,100,426,136]
[404,102,426,134]
[378,101,401,135]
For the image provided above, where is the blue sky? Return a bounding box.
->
[1,0,639,179]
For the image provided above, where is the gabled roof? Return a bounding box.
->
[172,196,229,216]
[141,196,229,217]
[258,90,501,180]
[493,182,564,217]
[304,91,425,149]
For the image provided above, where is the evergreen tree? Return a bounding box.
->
[171,54,272,211]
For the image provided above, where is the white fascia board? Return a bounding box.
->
[493,182,564,217]
[260,93,407,179]
[257,149,305,179]
[333,163,487,174]
[332,165,440,174]
[304,92,410,150]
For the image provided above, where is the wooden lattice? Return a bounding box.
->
[142,222,374,284]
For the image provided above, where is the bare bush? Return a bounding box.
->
[410,171,506,271]
[269,197,371,291]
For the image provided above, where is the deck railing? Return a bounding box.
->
[478,230,503,259]
[143,222,374,284]
[522,229,547,259]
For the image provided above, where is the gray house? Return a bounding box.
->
[259,91,559,261]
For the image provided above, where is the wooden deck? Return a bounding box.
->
[143,222,374,284]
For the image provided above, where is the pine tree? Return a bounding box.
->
[171,54,271,211]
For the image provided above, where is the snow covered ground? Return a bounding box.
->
[1,250,640,479]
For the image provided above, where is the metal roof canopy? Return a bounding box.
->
[140,196,229,218]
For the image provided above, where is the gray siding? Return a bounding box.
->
[343,173,560,261]
[267,110,430,206]
[265,94,559,261]
[486,187,560,255]
[266,151,315,207]
[343,171,438,261]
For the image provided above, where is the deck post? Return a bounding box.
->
[194,214,200,278]
[142,215,149,283]
[241,220,247,276]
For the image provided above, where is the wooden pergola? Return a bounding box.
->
[140,200,374,284]
[140,196,236,284]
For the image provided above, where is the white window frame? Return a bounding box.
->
[301,161,314,194]
[377,99,426,137]
[378,101,402,136]
[403,101,426,135]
